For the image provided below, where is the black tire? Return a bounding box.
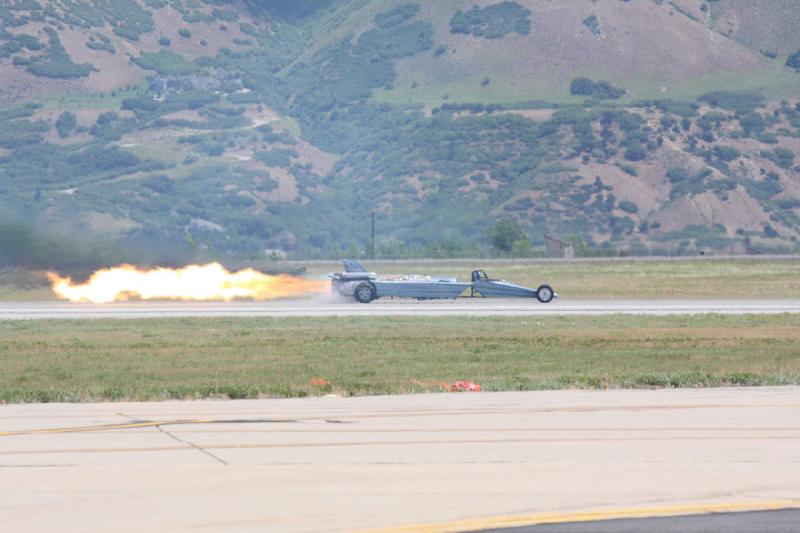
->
[536,284,554,303]
[354,282,376,304]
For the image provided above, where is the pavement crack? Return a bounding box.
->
[156,425,228,466]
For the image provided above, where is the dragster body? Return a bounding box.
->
[330,260,556,304]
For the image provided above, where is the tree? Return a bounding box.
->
[570,77,595,96]
[490,218,527,252]
[786,50,800,70]
[55,111,77,138]
[713,145,741,162]
[624,143,647,161]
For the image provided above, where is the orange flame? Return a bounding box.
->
[47,263,330,304]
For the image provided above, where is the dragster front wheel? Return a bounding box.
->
[536,285,554,303]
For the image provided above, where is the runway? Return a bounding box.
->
[478,509,800,532]
[1,388,799,532]
[2,298,800,319]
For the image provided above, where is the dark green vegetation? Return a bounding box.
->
[450,1,531,39]
[1,314,798,403]
[24,27,95,78]
[0,0,799,269]
[569,78,625,100]
[788,50,800,70]
[583,14,601,37]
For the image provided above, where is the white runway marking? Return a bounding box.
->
[1,299,800,319]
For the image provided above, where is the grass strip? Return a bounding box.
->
[1,314,799,403]
[301,259,800,299]
[4,259,800,301]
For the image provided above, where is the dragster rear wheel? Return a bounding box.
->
[536,284,554,303]
[354,282,376,304]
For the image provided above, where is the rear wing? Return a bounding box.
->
[342,259,368,273]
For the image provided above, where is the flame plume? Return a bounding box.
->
[48,263,330,304]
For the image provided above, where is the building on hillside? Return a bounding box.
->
[545,235,574,259]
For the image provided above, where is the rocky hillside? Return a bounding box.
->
[1,0,799,261]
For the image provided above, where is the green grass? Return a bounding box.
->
[377,64,800,107]
[622,66,799,103]
[375,61,575,106]
[1,314,799,403]
[38,82,148,111]
[271,117,302,136]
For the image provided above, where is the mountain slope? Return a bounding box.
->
[378,0,793,105]
[708,0,800,56]
[0,0,799,262]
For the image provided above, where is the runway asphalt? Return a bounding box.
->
[1,388,799,532]
[2,298,800,318]
[474,509,800,533]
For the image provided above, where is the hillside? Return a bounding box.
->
[1,0,799,264]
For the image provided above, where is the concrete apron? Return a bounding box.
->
[1,387,799,532]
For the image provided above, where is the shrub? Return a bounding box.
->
[713,145,741,162]
[212,8,238,22]
[777,198,800,209]
[624,143,646,161]
[55,111,77,138]
[450,1,532,39]
[255,175,279,192]
[763,224,779,238]
[786,49,800,70]
[570,77,594,96]
[569,77,625,99]
[760,147,795,169]
[14,34,42,50]
[374,3,420,28]
[773,147,795,168]
[121,96,160,112]
[0,119,46,148]
[353,20,433,61]
[738,112,765,132]
[666,167,691,183]
[26,27,95,79]
[226,194,256,208]
[86,34,116,53]
[141,174,172,193]
[489,217,527,252]
[698,91,764,113]
[583,14,600,36]
[255,149,296,168]
[66,145,141,175]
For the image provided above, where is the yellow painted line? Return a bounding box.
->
[353,500,800,533]
[0,419,214,437]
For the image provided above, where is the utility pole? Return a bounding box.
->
[370,210,375,260]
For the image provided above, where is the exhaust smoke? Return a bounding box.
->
[47,263,330,303]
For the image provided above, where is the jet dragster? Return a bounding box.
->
[330,260,556,304]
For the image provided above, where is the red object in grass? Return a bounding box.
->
[310,378,330,386]
[451,381,481,392]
